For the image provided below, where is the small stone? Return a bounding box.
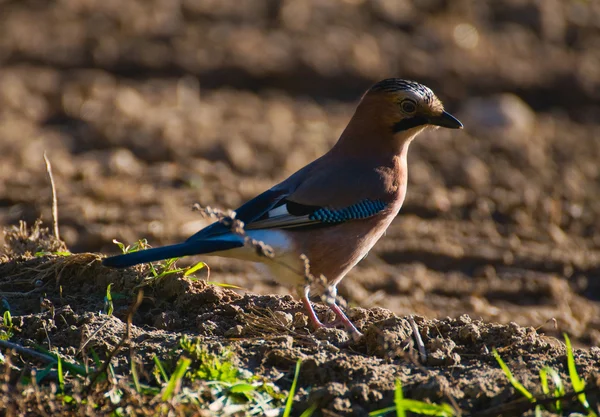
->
[197,319,218,335]
[224,325,244,338]
[293,312,308,329]
[272,311,293,328]
[459,323,481,343]
[459,94,536,139]
[426,337,460,366]
[364,317,413,359]
[313,327,349,344]
[224,136,255,173]
[153,311,181,330]
[270,335,294,349]
[427,349,461,366]
[509,322,526,337]
[350,383,369,402]
[428,337,455,352]
[107,148,144,176]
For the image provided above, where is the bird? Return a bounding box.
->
[103,78,463,340]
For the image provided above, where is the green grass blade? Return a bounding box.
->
[184,261,206,276]
[395,379,406,417]
[369,407,396,416]
[493,349,534,401]
[153,355,169,384]
[104,283,114,316]
[36,363,55,384]
[283,359,302,417]
[299,403,318,417]
[90,348,102,367]
[108,362,117,383]
[57,355,65,393]
[34,345,88,377]
[113,239,126,254]
[540,366,563,412]
[3,311,12,328]
[369,380,454,417]
[131,357,141,393]
[564,334,592,412]
[1,311,14,340]
[229,383,255,394]
[155,269,184,279]
[161,357,191,401]
[396,400,454,416]
[539,368,550,396]
[207,281,244,289]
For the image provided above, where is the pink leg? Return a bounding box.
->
[325,301,362,341]
[299,285,363,341]
[300,285,325,329]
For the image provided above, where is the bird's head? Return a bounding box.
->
[366,78,463,135]
[336,78,463,155]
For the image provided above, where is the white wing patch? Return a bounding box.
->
[267,205,289,217]
[245,204,317,230]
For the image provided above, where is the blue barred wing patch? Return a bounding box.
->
[309,199,387,223]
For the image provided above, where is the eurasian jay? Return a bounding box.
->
[103,78,463,340]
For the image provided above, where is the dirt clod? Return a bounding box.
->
[2,0,600,413]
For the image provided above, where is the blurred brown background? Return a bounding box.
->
[1,0,600,343]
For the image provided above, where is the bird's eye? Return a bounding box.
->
[401,100,417,114]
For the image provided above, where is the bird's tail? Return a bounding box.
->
[102,239,242,268]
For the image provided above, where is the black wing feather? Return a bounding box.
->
[186,189,288,241]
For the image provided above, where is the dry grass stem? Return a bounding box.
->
[43,152,60,241]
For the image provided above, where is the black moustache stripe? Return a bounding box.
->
[392,116,428,133]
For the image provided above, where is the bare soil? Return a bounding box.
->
[1,0,600,415]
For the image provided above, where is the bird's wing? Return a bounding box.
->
[186,188,290,241]
[245,198,388,230]
[188,155,396,237]
[245,157,395,230]
[188,187,388,236]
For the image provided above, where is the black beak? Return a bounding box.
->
[429,111,463,129]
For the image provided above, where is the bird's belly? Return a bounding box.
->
[287,211,398,285]
[253,256,306,287]
[208,230,305,286]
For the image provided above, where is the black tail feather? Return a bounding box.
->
[102,240,243,268]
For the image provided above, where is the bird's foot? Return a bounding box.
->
[321,318,344,328]
[332,317,363,341]
[303,305,362,341]
[300,285,363,341]
[324,303,363,341]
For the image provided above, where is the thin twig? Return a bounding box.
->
[77,319,111,355]
[409,316,427,363]
[0,339,58,365]
[41,321,52,352]
[85,289,143,390]
[43,152,60,241]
